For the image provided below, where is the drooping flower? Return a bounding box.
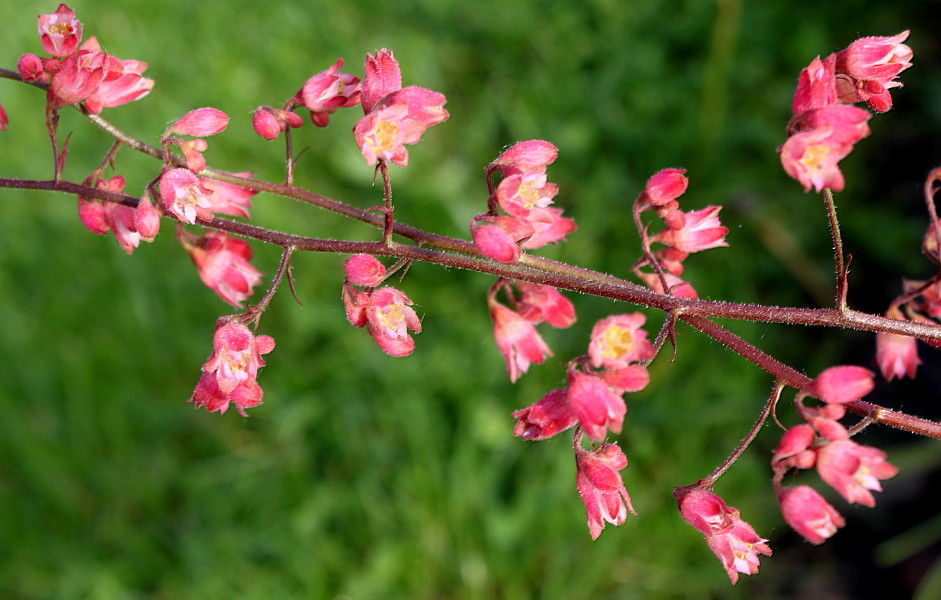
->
[876,307,920,380]
[513,282,576,328]
[576,441,636,540]
[771,424,817,472]
[75,39,153,115]
[816,439,898,508]
[512,388,577,441]
[189,321,275,416]
[77,176,159,254]
[489,140,558,175]
[676,488,772,584]
[183,230,262,307]
[490,300,551,382]
[777,485,845,545]
[365,286,423,357]
[835,31,912,112]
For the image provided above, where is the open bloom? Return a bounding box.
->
[366,286,422,357]
[835,31,912,112]
[588,313,655,370]
[676,489,772,584]
[778,485,845,545]
[651,206,729,253]
[189,322,275,416]
[576,442,635,540]
[816,439,898,507]
[354,51,448,167]
[38,4,83,58]
[159,168,214,224]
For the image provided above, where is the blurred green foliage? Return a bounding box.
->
[1,0,941,598]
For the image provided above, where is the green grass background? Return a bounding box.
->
[2,1,941,598]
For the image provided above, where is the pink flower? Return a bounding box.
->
[638,271,698,299]
[792,55,838,115]
[17,53,47,82]
[520,207,577,249]
[72,38,153,115]
[353,88,449,167]
[184,231,262,308]
[77,176,159,254]
[252,106,304,141]
[512,388,577,440]
[643,168,688,207]
[292,58,362,126]
[200,173,258,219]
[342,282,370,328]
[779,113,870,193]
[588,313,655,370]
[166,107,229,137]
[159,168,214,224]
[470,221,524,264]
[876,308,920,380]
[344,254,386,287]
[361,49,402,114]
[777,485,845,545]
[676,489,772,584]
[576,442,635,540]
[805,365,874,404]
[566,371,626,442]
[189,322,275,416]
[771,424,817,472]
[651,206,729,253]
[38,4,82,58]
[513,282,576,328]
[836,32,912,99]
[816,439,898,508]
[490,301,552,382]
[366,286,423,357]
[495,171,559,217]
[489,140,558,175]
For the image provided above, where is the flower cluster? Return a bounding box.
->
[875,169,941,381]
[771,366,898,544]
[633,168,728,298]
[471,140,576,263]
[342,254,422,357]
[18,4,153,115]
[576,437,636,540]
[676,488,772,584]
[489,278,576,383]
[511,312,653,444]
[779,33,912,192]
[252,57,361,140]
[77,175,159,254]
[189,321,275,416]
[353,50,449,167]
